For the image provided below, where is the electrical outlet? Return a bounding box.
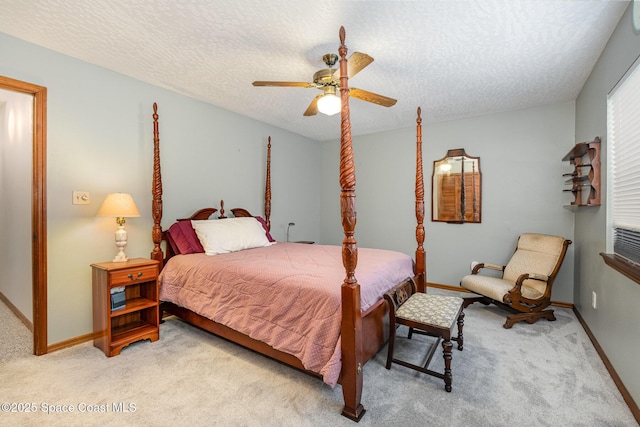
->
[72,191,90,205]
[592,291,597,309]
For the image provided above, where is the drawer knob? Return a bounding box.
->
[127,272,143,280]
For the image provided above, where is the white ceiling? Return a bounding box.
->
[0,1,629,141]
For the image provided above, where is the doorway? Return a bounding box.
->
[0,76,47,355]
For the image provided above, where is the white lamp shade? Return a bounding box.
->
[317,93,341,116]
[97,193,140,218]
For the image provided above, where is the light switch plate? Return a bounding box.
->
[72,191,90,205]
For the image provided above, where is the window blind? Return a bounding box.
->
[608,59,640,265]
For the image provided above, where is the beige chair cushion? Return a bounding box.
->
[503,233,565,295]
[396,293,463,329]
[460,274,543,301]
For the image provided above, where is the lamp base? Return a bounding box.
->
[112,251,129,263]
[113,225,129,262]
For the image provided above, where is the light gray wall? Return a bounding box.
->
[1,32,321,344]
[574,4,640,406]
[320,102,576,303]
[0,88,32,321]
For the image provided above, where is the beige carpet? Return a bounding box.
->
[0,299,636,426]
[0,299,32,362]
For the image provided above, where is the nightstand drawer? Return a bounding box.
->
[110,265,157,286]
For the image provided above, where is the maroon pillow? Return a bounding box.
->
[255,216,275,242]
[166,220,204,254]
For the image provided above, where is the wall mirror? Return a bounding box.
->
[432,148,481,223]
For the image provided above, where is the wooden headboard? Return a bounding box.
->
[157,201,261,265]
[149,114,273,270]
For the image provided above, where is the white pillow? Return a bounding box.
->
[191,217,273,255]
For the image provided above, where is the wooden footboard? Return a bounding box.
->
[360,299,391,362]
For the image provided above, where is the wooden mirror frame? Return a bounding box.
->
[432,148,481,224]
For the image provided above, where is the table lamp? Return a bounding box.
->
[97,193,140,262]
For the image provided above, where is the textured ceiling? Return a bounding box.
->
[0,0,629,141]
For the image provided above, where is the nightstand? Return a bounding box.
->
[91,258,160,356]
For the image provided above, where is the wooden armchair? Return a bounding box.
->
[460,233,571,329]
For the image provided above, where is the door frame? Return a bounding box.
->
[0,76,47,355]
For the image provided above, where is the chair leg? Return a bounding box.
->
[504,309,556,329]
[442,339,453,392]
[455,310,464,351]
[463,296,491,308]
[386,322,396,370]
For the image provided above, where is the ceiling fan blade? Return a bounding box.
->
[303,95,322,116]
[252,81,315,88]
[332,52,374,79]
[347,52,374,78]
[349,88,397,107]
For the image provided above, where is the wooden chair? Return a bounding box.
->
[384,278,464,392]
[460,233,572,329]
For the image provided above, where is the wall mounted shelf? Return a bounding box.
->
[562,137,601,206]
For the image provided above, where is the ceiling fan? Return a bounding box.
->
[252,52,397,116]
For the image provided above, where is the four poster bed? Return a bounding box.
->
[150,27,426,421]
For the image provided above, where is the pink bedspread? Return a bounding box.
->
[159,242,414,387]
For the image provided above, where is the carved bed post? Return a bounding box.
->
[337,26,365,422]
[150,102,164,268]
[460,152,466,221]
[415,107,426,293]
[265,136,272,231]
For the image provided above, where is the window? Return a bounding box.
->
[605,57,640,281]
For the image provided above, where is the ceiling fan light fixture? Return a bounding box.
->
[317,89,341,116]
[253,51,395,117]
